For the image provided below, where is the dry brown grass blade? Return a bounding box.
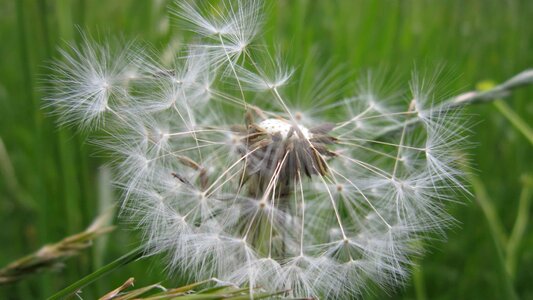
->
[106,281,166,300]
[0,213,114,285]
[99,277,136,300]
[99,278,197,300]
[97,278,285,300]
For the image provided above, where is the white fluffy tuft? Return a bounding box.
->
[45,1,469,299]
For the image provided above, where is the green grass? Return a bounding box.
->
[0,0,532,299]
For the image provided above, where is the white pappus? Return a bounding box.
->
[45,1,469,299]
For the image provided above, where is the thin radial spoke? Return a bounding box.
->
[166,128,232,137]
[243,152,289,240]
[332,169,391,228]
[337,141,399,160]
[204,147,260,195]
[315,172,347,240]
[336,153,393,180]
[338,137,425,151]
[334,104,375,130]
[172,101,204,163]
[148,143,222,161]
[297,170,306,255]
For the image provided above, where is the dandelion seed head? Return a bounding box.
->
[44,1,470,298]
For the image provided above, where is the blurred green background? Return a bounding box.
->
[0,0,532,299]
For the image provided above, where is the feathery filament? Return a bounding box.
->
[45,1,468,298]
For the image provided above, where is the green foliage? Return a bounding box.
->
[0,0,531,299]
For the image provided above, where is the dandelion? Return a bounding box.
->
[45,1,469,298]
